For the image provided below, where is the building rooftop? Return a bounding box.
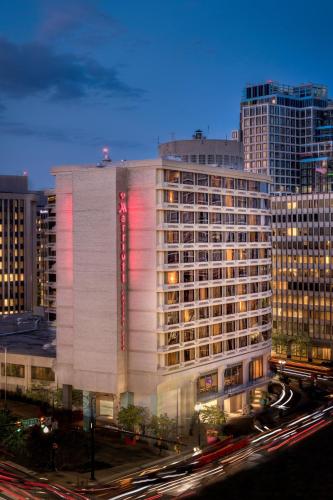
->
[0,316,55,358]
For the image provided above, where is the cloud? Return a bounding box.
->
[36,0,125,46]
[0,37,144,101]
[0,119,143,151]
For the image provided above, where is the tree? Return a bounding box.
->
[118,405,149,432]
[148,413,177,440]
[199,405,226,427]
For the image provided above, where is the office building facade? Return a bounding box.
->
[241,82,333,363]
[54,159,272,422]
[0,176,38,315]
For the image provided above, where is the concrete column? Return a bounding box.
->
[62,384,72,410]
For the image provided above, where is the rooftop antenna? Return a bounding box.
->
[96,146,112,167]
[102,146,111,162]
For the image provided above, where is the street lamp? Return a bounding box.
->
[278,360,286,375]
[0,346,7,410]
[194,403,202,448]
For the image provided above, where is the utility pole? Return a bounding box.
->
[90,395,96,481]
[0,346,7,410]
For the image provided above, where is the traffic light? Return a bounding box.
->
[15,421,22,433]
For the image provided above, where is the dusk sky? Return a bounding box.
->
[1,0,333,189]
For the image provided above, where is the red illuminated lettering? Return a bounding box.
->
[119,192,127,351]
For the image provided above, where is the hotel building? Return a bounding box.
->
[54,159,272,422]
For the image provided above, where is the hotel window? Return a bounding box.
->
[197,250,208,262]
[211,175,222,188]
[197,192,208,205]
[239,318,247,330]
[197,212,208,224]
[224,195,234,207]
[198,307,209,319]
[212,250,223,261]
[165,291,179,305]
[165,231,179,244]
[197,173,209,186]
[182,211,194,224]
[183,250,194,263]
[239,335,248,348]
[164,211,179,224]
[212,323,222,336]
[182,231,194,243]
[250,332,261,345]
[167,351,180,366]
[31,366,55,382]
[166,251,179,264]
[165,311,179,325]
[183,329,195,342]
[225,230,235,242]
[181,171,194,185]
[212,268,223,280]
[197,371,218,394]
[210,212,222,224]
[199,344,210,358]
[210,231,222,243]
[237,196,247,208]
[183,270,194,283]
[197,231,208,243]
[211,286,222,299]
[225,338,236,351]
[212,304,222,317]
[225,178,234,189]
[198,288,209,300]
[184,348,195,362]
[183,309,195,323]
[210,194,221,206]
[183,289,195,302]
[249,356,263,381]
[1,363,25,378]
[167,331,179,345]
[212,342,222,354]
[238,179,247,191]
[182,191,195,204]
[198,269,209,282]
[226,303,235,315]
[164,170,179,183]
[224,364,243,389]
[198,325,209,338]
[164,190,179,203]
[165,271,179,285]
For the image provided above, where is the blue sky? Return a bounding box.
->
[1,0,333,189]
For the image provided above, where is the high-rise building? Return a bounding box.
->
[159,129,243,169]
[241,81,333,363]
[0,176,38,315]
[54,159,272,422]
[241,81,329,193]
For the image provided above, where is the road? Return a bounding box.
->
[0,461,90,499]
[85,402,333,499]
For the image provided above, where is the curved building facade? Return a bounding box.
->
[159,130,243,170]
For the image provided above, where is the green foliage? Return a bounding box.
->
[118,405,149,432]
[148,413,177,440]
[199,405,226,426]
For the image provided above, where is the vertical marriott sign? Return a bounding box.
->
[118,192,127,351]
